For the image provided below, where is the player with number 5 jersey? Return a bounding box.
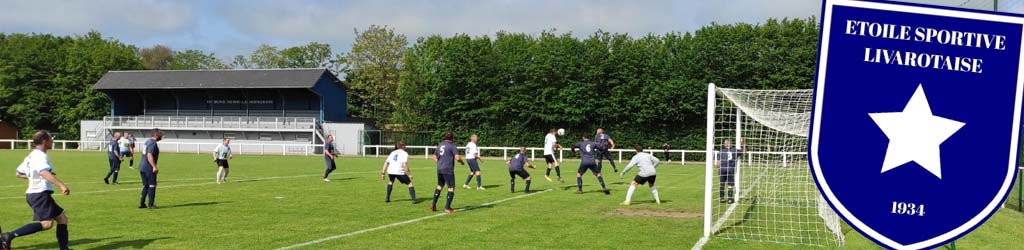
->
[430,131,464,214]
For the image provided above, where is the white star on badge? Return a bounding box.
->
[868,84,965,179]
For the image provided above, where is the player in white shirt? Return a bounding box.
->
[1,130,72,250]
[462,134,486,190]
[619,146,662,205]
[213,138,233,184]
[543,129,563,182]
[118,133,132,168]
[380,141,417,203]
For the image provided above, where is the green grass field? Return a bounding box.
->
[0,150,1021,249]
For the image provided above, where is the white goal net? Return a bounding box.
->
[699,83,844,248]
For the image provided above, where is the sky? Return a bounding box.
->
[0,0,1019,62]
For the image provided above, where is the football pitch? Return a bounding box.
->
[0,150,1022,249]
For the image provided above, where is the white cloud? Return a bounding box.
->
[0,0,829,58]
[0,0,194,40]
[203,0,822,57]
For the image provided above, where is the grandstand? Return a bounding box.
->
[82,68,367,155]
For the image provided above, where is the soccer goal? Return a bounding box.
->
[698,83,844,248]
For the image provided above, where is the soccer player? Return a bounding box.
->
[127,132,137,168]
[506,147,535,193]
[0,130,72,250]
[430,131,464,214]
[119,132,132,169]
[104,132,123,184]
[542,129,563,182]
[594,128,618,172]
[462,134,485,190]
[213,138,233,184]
[139,129,163,209]
[323,135,337,182]
[661,143,671,163]
[717,139,743,204]
[571,134,610,195]
[619,146,662,205]
[380,141,416,203]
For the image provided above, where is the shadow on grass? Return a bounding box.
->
[314,177,357,183]
[159,201,230,209]
[461,204,496,211]
[481,185,501,189]
[631,199,672,204]
[19,237,119,250]
[388,197,426,204]
[716,196,760,235]
[87,236,172,250]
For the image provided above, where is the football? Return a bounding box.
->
[557,128,565,136]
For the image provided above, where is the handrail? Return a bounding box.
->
[102,116,317,130]
[0,139,324,156]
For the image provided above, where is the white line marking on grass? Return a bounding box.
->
[276,189,553,250]
[0,177,224,188]
[0,170,386,189]
[691,237,710,250]
[0,174,321,200]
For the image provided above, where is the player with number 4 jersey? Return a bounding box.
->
[381,141,417,204]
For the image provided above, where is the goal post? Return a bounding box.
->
[700,83,844,248]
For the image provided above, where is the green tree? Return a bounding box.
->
[249,44,286,69]
[236,42,343,72]
[231,55,251,69]
[347,25,408,124]
[0,34,68,136]
[281,42,333,68]
[138,45,173,70]
[0,31,142,137]
[169,49,229,70]
[393,17,820,149]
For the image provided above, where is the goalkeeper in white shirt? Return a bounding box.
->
[619,146,661,205]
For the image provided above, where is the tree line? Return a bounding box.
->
[393,18,819,150]
[0,18,818,152]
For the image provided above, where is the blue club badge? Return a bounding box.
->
[809,0,1024,249]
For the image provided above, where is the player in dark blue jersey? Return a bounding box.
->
[138,129,163,208]
[323,135,337,182]
[127,133,137,168]
[717,139,743,204]
[594,128,618,172]
[506,147,535,193]
[572,134,610,195]
[104,132,123,184]
[430,131,464,214]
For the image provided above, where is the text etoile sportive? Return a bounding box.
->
[845,19,1009,74]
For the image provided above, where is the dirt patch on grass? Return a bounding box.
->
[609,208,702,219]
